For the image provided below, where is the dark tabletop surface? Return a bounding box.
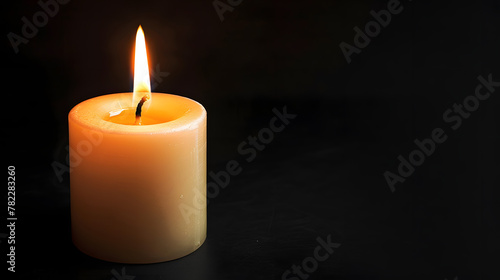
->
[3,0,500,279]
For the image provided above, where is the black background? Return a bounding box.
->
[2,0,499,279]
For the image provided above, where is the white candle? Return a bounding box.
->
[69,26,207,263]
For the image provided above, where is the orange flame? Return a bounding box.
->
[133,25,151,108]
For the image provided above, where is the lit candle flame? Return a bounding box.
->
[133,25,151,108]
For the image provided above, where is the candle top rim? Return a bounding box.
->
[69,92,206,135]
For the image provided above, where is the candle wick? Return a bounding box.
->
[135,95,150,125]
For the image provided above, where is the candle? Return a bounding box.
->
[69,26,207,263]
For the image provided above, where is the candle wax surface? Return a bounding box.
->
[69,92,207,263]
[106,107,162,125]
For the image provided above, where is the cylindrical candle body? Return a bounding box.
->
[69,93,206,263]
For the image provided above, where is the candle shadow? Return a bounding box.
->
[129,240,216,279]
[72,238,215,280]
